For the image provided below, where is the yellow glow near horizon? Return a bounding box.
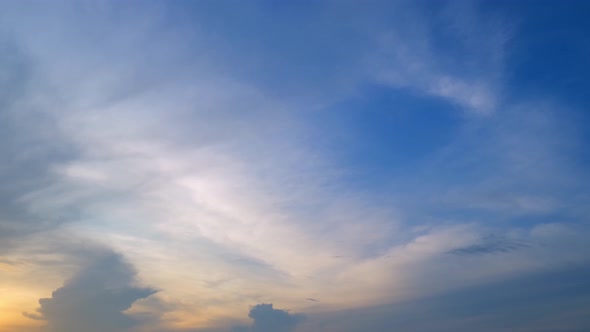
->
[0,259,66,332]
[0,291,43,331]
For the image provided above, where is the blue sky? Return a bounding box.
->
[0,1,589,332]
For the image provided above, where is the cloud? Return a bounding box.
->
[0,1,408,318]
[301,263,590,332]
[368,1,509,115]
[447,237,529,256]
[24,250,157,332]
[231,304,304,332]
[0,42,47,247]
[0,257,23,267]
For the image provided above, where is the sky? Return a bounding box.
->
[1,0,590,331]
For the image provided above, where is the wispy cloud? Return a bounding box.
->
[301,263,590,332]
[367,1,509,115]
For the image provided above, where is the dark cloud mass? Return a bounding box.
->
[24,251,157,332]
[447,238,529,256]
[231,304,304,332]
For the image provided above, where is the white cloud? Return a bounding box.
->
[367,1,509,115]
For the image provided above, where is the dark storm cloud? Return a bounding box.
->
[24,250,157,332]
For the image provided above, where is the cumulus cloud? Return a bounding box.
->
[231,304,304,332]
[24,250,157,332]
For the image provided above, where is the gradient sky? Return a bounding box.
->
[1,1,590,331]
